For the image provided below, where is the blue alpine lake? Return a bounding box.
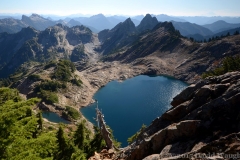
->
[42,112,70,124]
[80,75,188,147]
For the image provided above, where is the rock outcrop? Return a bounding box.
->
[120,71,240,160]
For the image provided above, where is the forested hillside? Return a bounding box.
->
[0,87,106,160]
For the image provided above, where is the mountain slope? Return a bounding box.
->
[0,24,99,77]
[203,20,240,33]
[98,18,137,55]
[21,14,56,31]
[0,14,59,33]
[0,18,28,33]
[0,27,38,68]
[178,16,240,25]
[102,21,240,83]
[108,22,183,62]
[172,21,213,37]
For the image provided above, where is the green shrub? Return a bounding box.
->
[51,60,76,82]
[27,74,41,81]
[48,126,54,130]
[70,78,82,86]
[35,80,66,92]
[127,124,146,144]
[0,78,11,87]
[0,87,21,105]
[202,56,240,78]
[65,106,80,120]
[44,61,57,69]
[39,90,58,104]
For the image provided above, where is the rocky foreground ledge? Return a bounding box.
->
[118,71,240,160]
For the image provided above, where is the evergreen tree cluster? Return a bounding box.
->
[51,60,76,82]
[0,87,107,159]
[202,56,240,78]
[188,30,240,43]
[127,124,146,144]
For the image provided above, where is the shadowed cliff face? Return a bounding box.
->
[119,71,240,160]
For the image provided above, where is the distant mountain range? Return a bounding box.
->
[0,13,240,46]
[171,21,214,37]
[177,16,240,25]
[172,20,240,41]
[73,14,141,32]
[0,14,56,33]
[0,18,28,33]
[203,20,240,33]
[21,14,56,31]
[1,13,240,38]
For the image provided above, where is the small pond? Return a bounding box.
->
[42,112,70,124]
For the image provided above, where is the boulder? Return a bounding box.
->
[120,72,240,160]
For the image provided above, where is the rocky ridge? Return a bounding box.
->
[0,24,99,77]
[118,71,240,160]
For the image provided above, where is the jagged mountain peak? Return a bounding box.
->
[98,17,137,55]
[20,13,56,31]
[113,17,136,31]
[137,13,159,32]
[124,17,134,24]
[30,13,42,18]
[22,13,47,21]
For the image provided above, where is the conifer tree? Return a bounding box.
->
[37,112,43,130]
[55,126,68,159]
[74,122,85,149]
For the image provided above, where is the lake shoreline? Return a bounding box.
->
[80,75,188,146]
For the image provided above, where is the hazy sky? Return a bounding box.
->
[0,0,240,17]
